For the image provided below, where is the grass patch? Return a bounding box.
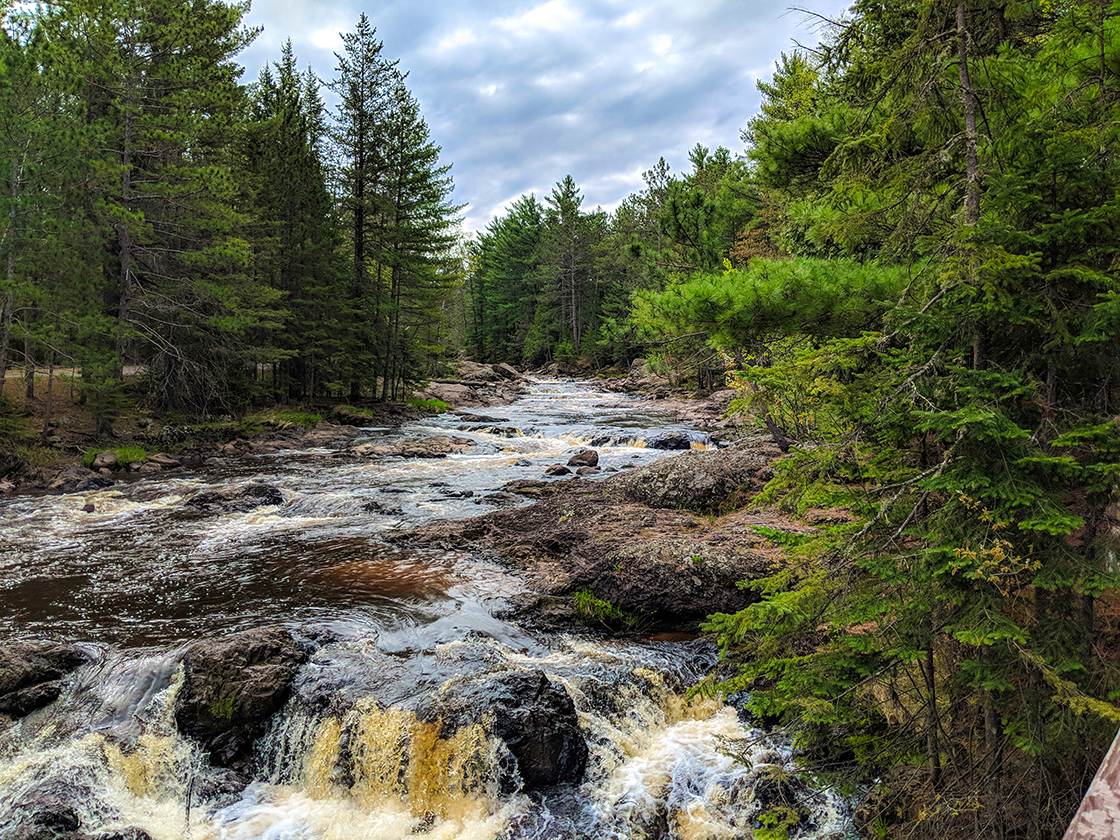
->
[574,589,640,630]
[407,398,450,414]
[82,445,148,468]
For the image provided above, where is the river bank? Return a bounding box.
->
[0,376,855,840]
[0,359,744,497]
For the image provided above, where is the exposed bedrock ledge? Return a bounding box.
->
[392,438,807,630]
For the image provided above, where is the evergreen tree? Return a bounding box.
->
[244,41,343,399]
[639,3,1120,837]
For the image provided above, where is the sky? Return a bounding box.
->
[237,0,851,234]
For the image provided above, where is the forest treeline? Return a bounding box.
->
[623,2,1117,839]
[0,1,459,426]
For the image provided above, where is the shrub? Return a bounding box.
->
[573,589,640,629]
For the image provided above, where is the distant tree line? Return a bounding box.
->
[464,144,758,375]
[0,1,460,425]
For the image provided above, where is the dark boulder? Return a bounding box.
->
[183,483,285,513]
[645,431,693,450]
[174,627,309,769]
[500,479,573,498]
[47,466,100,494]
[544,465,571,476]
[0,641,91,718]
[566,449,599,468]
[75,475,115,493]
[417,670,587,791]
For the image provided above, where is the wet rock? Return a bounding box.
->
[398,442,782,629]
[302,423,361,447]
[47,466,99,494]
[575,466,600,475]
[566,449,599,468]
[480,492,521,506]
[183,482,285,513]
[137,461,161,473]
[493,363,527,381]
[94,829,156,840]
[174,627,310,770]
[514,459,532,467]
[91,450,118,470]
[291,644,410,715]
[544,465,571,477]
[417,670,587,790]
[457,413,508,423]
[0,641,92,718]
[332,405,377,426]
[362,435,476,459]
[202,456,227,467]
[74,475,114,493]
[645,431,693,450]
[4,792,81,840]
[362,499,403,515]
[147,452,181,468]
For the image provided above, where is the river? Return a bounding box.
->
[0,378,852,839]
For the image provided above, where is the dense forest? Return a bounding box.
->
[3,0,1120,836]
[475,1,1120,838]
[0,1,460,426]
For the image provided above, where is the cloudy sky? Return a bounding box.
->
[237,1,850,233]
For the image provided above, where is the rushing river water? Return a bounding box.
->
[0,379,852,839]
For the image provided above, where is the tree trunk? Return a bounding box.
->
[40,362,53,440]
[0,277,11,397]
[116,103,134,380]
[24,328,34,399]
[0,154,19,396]
[924,636,942,788]
[981,643,1003,840]
[956,2,981,227]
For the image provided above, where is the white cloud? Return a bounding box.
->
[433,27,480,53]
[649,34,672,56]
[493,0,582,37]
[238,0,854,233]
[308,27,342,51]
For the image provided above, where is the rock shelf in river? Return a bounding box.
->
[394,436,804,629]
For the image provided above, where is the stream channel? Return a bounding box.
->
[0,378,852,840]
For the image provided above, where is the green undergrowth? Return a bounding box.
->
[407,397,450,414]
[0,394,32,444]
[574,589,641,630]
[335,404,374,417]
